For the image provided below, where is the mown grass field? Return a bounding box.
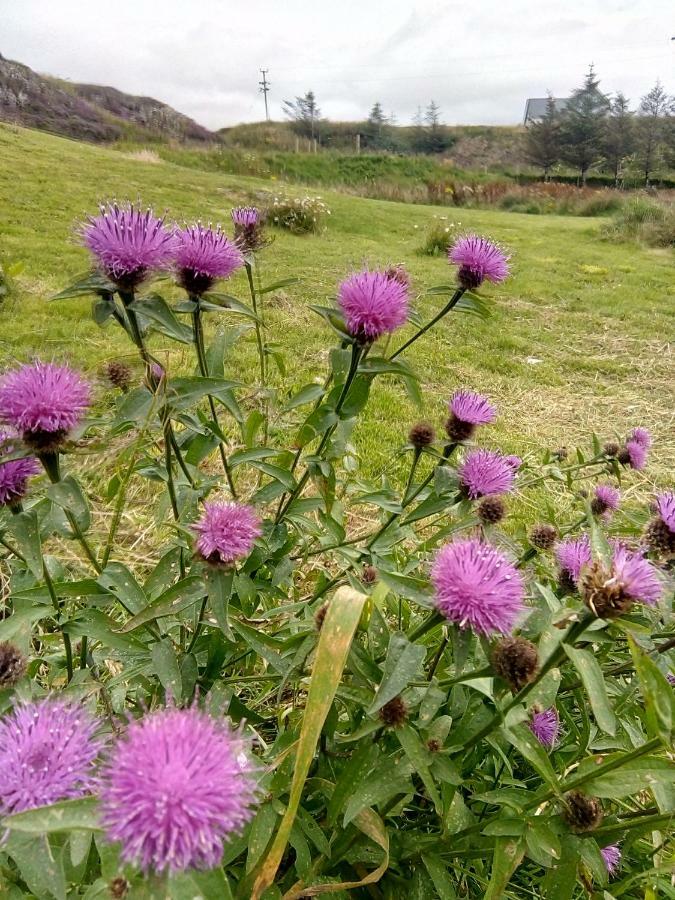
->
[1,123,673,512]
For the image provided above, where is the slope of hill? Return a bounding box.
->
[0,52,214,143]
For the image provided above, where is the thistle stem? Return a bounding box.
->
[244,261,267,417]
[389,287,465,360]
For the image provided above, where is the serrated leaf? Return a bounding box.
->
[397,724,442,815]
[563,645,616,735]
[119,576,205,632]
[368,632,426,714]
[151,639,182,699]
[627,635,673,746]
[131,295,193,344]
[2,797,101,833]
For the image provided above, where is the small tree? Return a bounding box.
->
[603,93,635,186]
[283,91,321,140]
[636,81,673,186]
[559,66,610,184]
[410,100,452,154]
[524,93,561,180]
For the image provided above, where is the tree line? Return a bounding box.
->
[525,67,674,185]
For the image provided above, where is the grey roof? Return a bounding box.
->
[523,97,569,123]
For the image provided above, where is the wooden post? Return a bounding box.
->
[355,133,361,155]
[295,136,299,153]
[313,138,318,154]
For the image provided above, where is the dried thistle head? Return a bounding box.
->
[379,696,408,728]
[563,791,603,832]
[530,523,557,550]
[492,636,539,692]
[477,494,506,525]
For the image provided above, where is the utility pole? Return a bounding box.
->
[259,69,270,121]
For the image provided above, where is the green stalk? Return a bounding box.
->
[42,559,73,682]
[390,287,465,360]
[190,297,237,497]
[244,261,267,411]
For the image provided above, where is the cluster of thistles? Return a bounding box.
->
[0,697,257,875]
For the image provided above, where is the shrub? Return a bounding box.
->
[0,202,672,897]
[417,217,462,255]
[268,194,330,234]
[602,196,675,246]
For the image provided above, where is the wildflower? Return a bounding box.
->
[530,523,557,550]
[0,642,27,688]
[618,439,648,470]
[528,707,560,749]
[100,707,257,874]
[108,877,129,899]
[432,538,525,636]
[0,697,101,815]
[0,362,91,452]
[104,360,132,392]
[601,845,621,878]
[477,494,507,524]
[379,696,408,728]
[193,501,261,566]
[492,636,539,691]
[445,390,496,442]
[459,449,515,499]
[591,484,621,519]
[361,564,378,585]
[231,207,266,253]
[337,271,409,342]
[645,492,675,555]
[556,535,591,586]
[666,673,675,686]
[629,426,652,449]
[82,202,176,291]
[0,429,39,507]
[173,223,243,295]
[563,791,603,832]
[504,455,522,470]
[448,235,510,290]
[582,545,662,618]
[655,492,675,532]
[384,264,411,288]
[408,422,436,449]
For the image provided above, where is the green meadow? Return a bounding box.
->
[1,123,673,500]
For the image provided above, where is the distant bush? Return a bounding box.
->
[602,196,675,247]
[417,217,462,255]
[0,259,23,302]
[268,195,331,234]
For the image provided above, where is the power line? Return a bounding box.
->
[259,68,271,121]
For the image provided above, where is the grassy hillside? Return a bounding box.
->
[1,123,673,491]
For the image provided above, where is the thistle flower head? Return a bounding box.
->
[432,538,525,636]
[528,707,560,749]
[655,492,675,533]
[591,484,621,519]
[337,270,409,342]
[0,362,91,451]
[0,429,39,507]
[530,523,557,550]
[173,223,243,295]
[666,672,675,686]
[446,390,496,441]
[0,642,27,688]
[630,426,652,449]
[100,707,257,874]
[556,535,592,586]
[459,449,515,499]
[409,422,436,449]
[379,696,408,728]
[231,206,260,228]
[564,791,603,832]
[104,361,132,392]
[477,494,507,524]
[384,264,411,288]
[601,844,621,877]
[231,206,265,253]
[448,234,510,290]
[504,455,522,470]
[193,501,261,566]
[492,636,539,691]
[82,203,176,290]
[0,697,102,815]
[582,545,662,618]
[619,439,648,470]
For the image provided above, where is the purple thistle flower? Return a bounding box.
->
[173,223,243,295]
[623,438,648,470]
[450,390,496,426]
[0,697,102,816]
[601,844,621,877]
[193,501,261,565]
[0,429,39,507]
[556,535,592,586]
[655,492,675,533]
[0,362,91,451]
[337,270,409,342]
[528,708,560,749]
[459,449,515,499]
[592,484,621,519]
[504,455,522,470]
[231,206,264,253]
[231,207,260,228]
[630,427,652,449]
[100,707,257,874]
[448,234,510,290]
[82,202,176,291]
[666,673,675,686]
[610,545,662,606]
[431,537,525,636]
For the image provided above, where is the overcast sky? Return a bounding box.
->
[3,0,673,129]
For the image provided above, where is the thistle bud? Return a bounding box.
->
[361,564,378,585]
[603,441,620,457]
[109,877,130,899]
[0,641,26,688]
[379,696,408,728]
[426,738,441,752]
[563,791,603,832]
[477,494,506,525]
[104,361,132,392]
[644,517,675,555]
[314,602,329,631]
[530,523,557,550]
[492,636,539,692]
[408,422,436,450]
[553,447,568,461]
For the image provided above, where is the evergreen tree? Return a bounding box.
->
[559,66,610,183]
[603,93,634,186]
[416,100,452,154]
[283,91,321,140]
[367,102,387,133]
[424,101,441,129]
[524,93,561,180]
[636,81,673,186]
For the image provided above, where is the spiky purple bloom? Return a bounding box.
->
[193,501,261,565]
[448,234,510,290]
[82,203,176,290]
[100,707,257,874]
[592,484,621,519]
[0,429,39,506]
[528,708,560,749]
[623,439,648,470]
[231,206,264,253]
[449,391,496,427]
[337,271,409,342]
[459,449,515,499]
[609,545,662,606]
[655,492,675,533]
[0,362,91,450]
[601,844,621,877]
[630,427,652,449]
[0,697,102,816]
[556,535,592,586]
[431,538,525,636]
[231,207,260,228]
[173,223,243,295]
[504,455,522,470]
[666,673,675,686]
